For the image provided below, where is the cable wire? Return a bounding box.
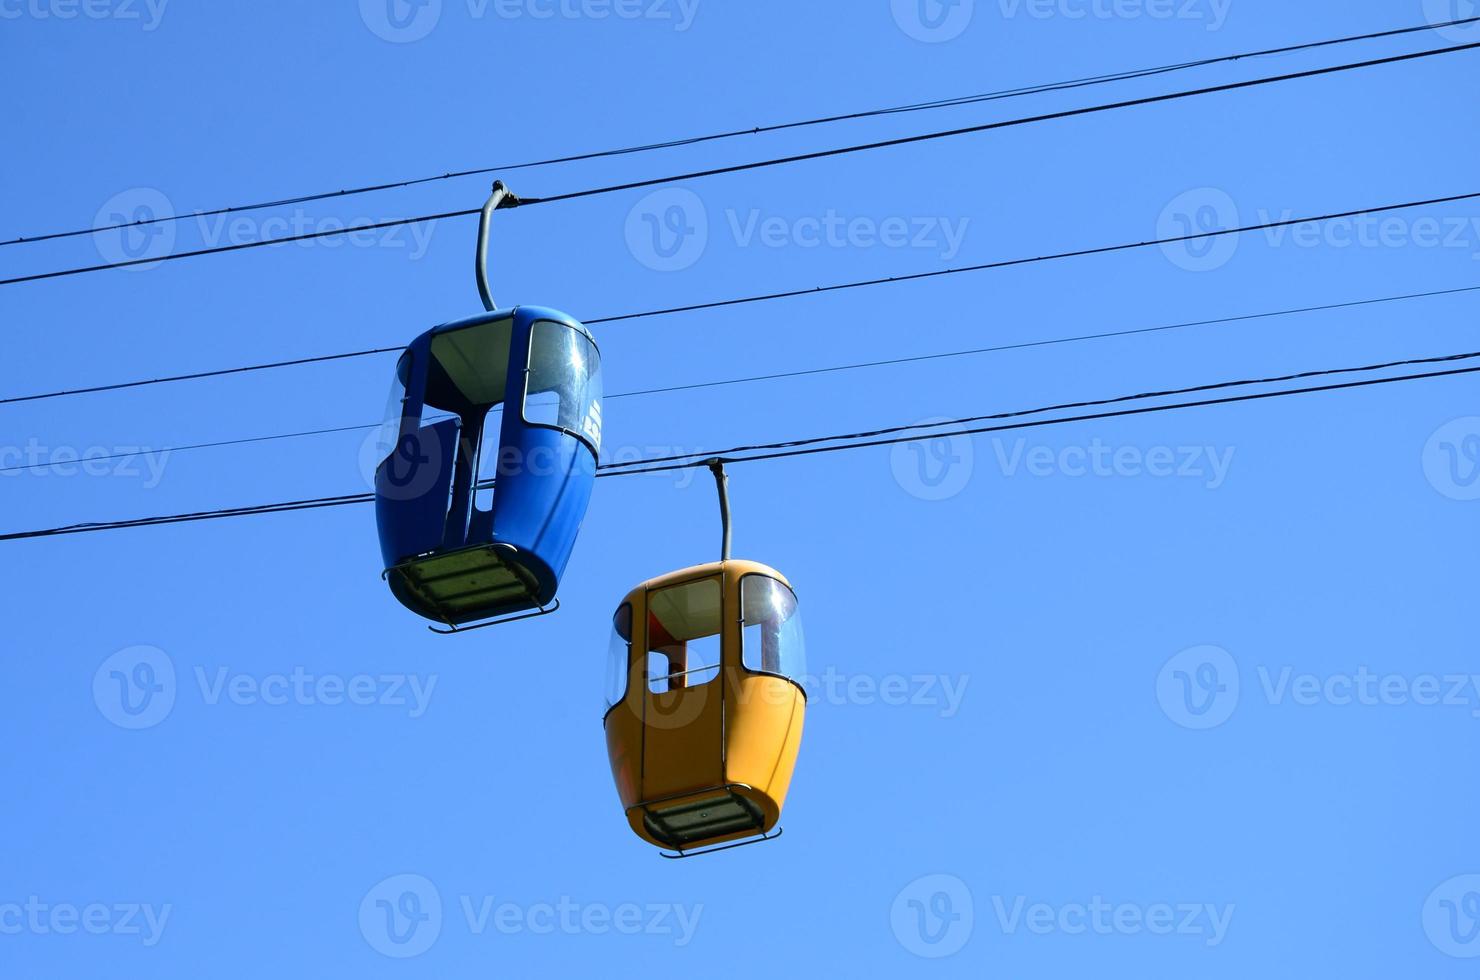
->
[4,40,1477,287]
[0,346,406,407]
[584,191,1480,326]
[614,358,1480,476]
[5,192,1478,407]
[520,42,1480,209]
[608,282,1480,399]
[7,14,1472,250]
[599,349,1480,471]
[5,281,1476,474]
[3,348,1475,541]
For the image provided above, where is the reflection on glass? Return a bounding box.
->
[525,321,603,450]
[605,603,632,708]
[741,576,805,683]
[376,351,415,465]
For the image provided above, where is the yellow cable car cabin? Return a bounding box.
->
[603,559,806,855]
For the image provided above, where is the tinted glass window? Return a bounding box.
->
[604,604,632,708]
[525,320,602,450]
[375,351,416,466]
[741,576,805,684]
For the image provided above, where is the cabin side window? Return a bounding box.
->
[741,576,806,687]
[473,404,505,512]
[524,320,603,451]
[604,604,632,708]
[645,578,722,693]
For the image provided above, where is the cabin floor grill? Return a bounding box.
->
[387,545,543,625]
[642,790,765,848]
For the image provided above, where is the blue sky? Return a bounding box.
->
[3,0,1480,976]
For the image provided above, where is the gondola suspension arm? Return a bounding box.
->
[475,180,521,312]
[707,458,732,562]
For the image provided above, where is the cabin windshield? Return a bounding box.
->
[375,351,415,466]
[604,604,632,708]
[741,576,806,685]
[645,577,721,693]
[525,320,602,451]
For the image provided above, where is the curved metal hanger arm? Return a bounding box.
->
[476,180,522,312]
[707,458,732,561]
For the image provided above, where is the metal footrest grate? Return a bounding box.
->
[642,790,765,850]
[388,545,542,625]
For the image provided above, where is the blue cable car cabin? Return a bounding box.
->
[374,305,602,628]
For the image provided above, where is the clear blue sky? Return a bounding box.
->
[3,1,1479,975]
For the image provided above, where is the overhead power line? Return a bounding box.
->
[613,355,1480,477]
[4,281,1476,475]
[517,43,1480,209]
[4,40,1478,288]
[6,15,1472,251]
[0,421,386,476]
[599,349,1480,472]
[3,348,1475,542]
[607,283,1480,397]
[5,192,1478,407]
[583,192,1480,325]
[0,346,406,407]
